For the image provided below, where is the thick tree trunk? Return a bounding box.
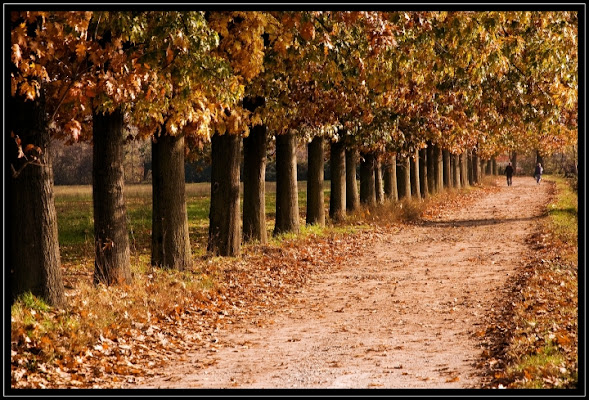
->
[492,157,498,175]
[397,155,411,199]
[306,136,325,226]
[7,90,65,307]
[345,147,359,212]
[208,133,241,256]
[243,124,268,244]
[485,160,491,176]
[151,133,192,270]
[274,133,299,235]
[426,143,435,194]
[375,157,385,204]
[383,154,398,202]
[460,152,469,187]
[434,145,443,192]
[360,151,377,207]
[453,154,461,189]
[443,149,451,189]
[330,141,346,220]
[92,108,132,285]
[536,150,543,166]
[410,149,421,199]
[419,148,429,198]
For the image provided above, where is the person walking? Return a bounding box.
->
[505,162,514,186]
[534,163,543,184]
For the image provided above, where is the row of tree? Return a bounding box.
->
[8,10,578,307]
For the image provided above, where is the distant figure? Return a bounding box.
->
[534,163,543,184]
[505,162,514,186]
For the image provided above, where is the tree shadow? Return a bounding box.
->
[417,215,540,228]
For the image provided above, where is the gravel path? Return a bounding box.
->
[132,176,551,389]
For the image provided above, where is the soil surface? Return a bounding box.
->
[130,176,551,390]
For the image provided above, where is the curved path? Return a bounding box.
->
[133,176,551,389]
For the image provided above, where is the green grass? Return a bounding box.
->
[545,175,578,245]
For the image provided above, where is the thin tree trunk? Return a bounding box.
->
[375,156,385,204]
[274,133,299,235]
[360,151,376,207]
[410,149,421,199]
[460,152,469,187]
[426,143,435,194]
[243,124,268,244]
[397,155,411,199]
[492,157,498,175]
[345,147,359,212]
[419,148,429,198]
[208,133,241,256]
[472,150,480,184]
[434,145,443,192]
[306,136,325,226]
[453,154,461,189]
[467,151,474,185]
[383,154,398,202]
[92,107,132,285]
[443,149,451,188]
[7,89,65,307]
[151,133,192,270]
[330,140,346,220]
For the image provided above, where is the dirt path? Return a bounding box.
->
[131,176,551,389]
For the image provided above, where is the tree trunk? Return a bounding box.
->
[419,148,429,198]
[467,151,474,185]
[383,154,398,202]
[434,145,443,192]
[460,152,469,187]
[443,149,451,188]
[330,141,346,220]
[345,147,359,212]
[243,124,268,244]
[151,133,192,270]
[426,143,435,194]
[375,157,385,204]
[360,151,376,207]
[472,150,480,184]
[492,157,498,175]
[274,133,299,235]
[306,136,325,226]
[7,90,65,307]
[208,133,241,256]
[453,154,461,189]
[397,155,411,199]
[410,149,421,199]
[92,108,132,285]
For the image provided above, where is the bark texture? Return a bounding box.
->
[443,149,451,189]
[383,154,398,202]
[410,150,421,199]
[151,133,192,270]
[92,108,132,285]
[419,148,429,198]
[208,133,241,256]
[274,133,300,235]
[397,155,411,199]
[345,148,359,212]
[360,151,376,207]
[330,141,346,220]
[7,90,65,307]
[306,136,325,226]
[243,124,268,244]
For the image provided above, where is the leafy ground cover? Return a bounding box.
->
[480,175,578,389]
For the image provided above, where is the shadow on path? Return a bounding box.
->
[417,215,540,228]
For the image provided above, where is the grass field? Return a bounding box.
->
[54,181,331,262]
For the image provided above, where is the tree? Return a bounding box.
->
[274,132,300,235]
[306,135,325,226]
[7,89,66,307]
